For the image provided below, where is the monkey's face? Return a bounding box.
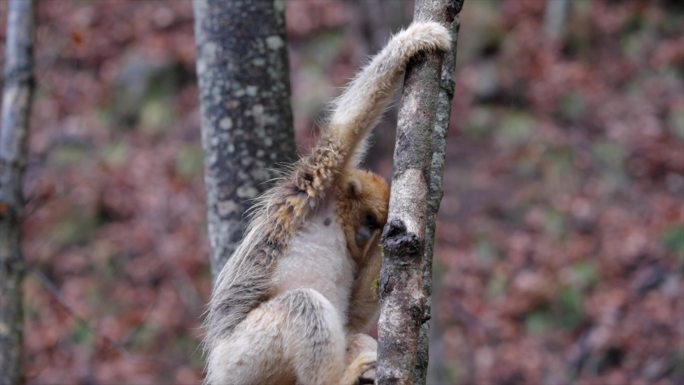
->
[335,170,389,266]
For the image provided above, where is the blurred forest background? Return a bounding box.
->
[0,0,683,384]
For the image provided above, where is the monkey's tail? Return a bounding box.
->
[326,21,451,167]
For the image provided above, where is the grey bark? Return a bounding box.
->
[193,0,296,276]
[423,4,463,384]
[377,1,464,384]
[0,0,35,384]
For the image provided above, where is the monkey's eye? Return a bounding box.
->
[363,213,380,230]
[355,212,381,249]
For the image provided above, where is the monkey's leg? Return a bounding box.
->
[208,288,346,385]
[210,289,376,385]
[280,289,384,385]
[276,288,349,385]
[206,304,294,385]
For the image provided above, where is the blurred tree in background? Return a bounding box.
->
[0,1,681,384]
[0,0,35,384]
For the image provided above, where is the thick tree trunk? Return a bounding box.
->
[377,1,464,384]
[0,0,35,384]
[193,0,296,276]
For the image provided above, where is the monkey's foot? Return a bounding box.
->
[342,333,377,385]
[357,361,376,384]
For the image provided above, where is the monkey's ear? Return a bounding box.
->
[347,178,363,198]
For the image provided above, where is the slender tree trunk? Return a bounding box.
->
[193,0,296,276]
[377,1,464,384]
[0,0,36,384]
[423,4,463,383]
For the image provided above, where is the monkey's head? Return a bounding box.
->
[335,169,389,266]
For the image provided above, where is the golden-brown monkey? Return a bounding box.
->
[204,21,451,385]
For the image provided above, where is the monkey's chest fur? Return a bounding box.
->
[272,201,355,318]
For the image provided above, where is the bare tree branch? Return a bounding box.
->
[377,1,464,384]
[0,0,35,383]
[193,0,296,276]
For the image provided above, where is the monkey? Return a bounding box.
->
[203,21,451,385]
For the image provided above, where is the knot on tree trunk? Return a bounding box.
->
[381,218,421,257]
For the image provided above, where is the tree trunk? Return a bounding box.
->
[422,6,463,383]
[377,1,464,384]
[0,0,35,384]
[544,0,570,42]
[193,0,297,276]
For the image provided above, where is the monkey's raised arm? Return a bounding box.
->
[326,21,451,170]
[284,22,452,205]
[253,21,451,242]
